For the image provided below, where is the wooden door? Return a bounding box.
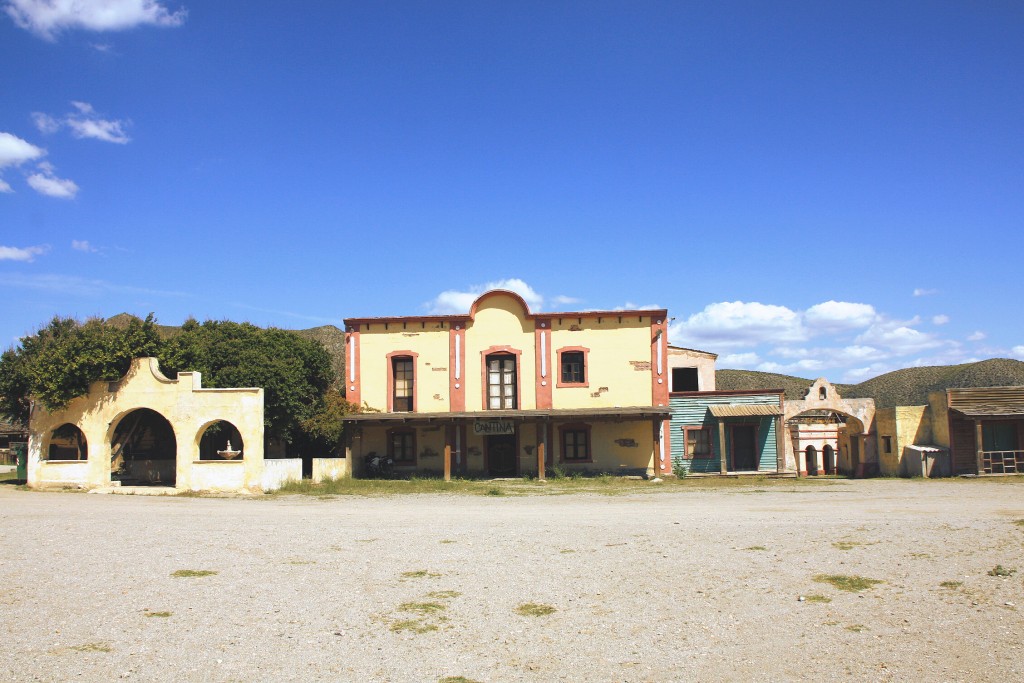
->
[487,434,517,477]
[731,425,757,471]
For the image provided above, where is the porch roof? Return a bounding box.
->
[342,405,671,425]
[707,404,782,418]
[948,387,1024,417]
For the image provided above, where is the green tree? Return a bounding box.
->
[158,320,334,445]
[0,314,161,423]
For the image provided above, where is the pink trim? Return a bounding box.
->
[660,419,672,476]
[345,326,361,406]
[385,351,419,413]
[650,317,669,407]
[555,345,590,389]
[535,322,552,409]
[480,345,523,411]
[449,326,466,412]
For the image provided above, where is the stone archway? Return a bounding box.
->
[197,420,244,461]
[47,423,88,461]
[805,445,818,476]
[784,378,875,476]
[110,408,177,486]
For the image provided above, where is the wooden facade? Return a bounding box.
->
[669,390,785,475]
[945,387,1024,475]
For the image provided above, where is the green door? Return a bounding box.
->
[13,442,27,481]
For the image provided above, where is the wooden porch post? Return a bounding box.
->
[774,415,784,473]
[718,420,728,475]
[345,427,355,478]
[444,425,452,482]
[974,419,984,475]
[536,421,546,480]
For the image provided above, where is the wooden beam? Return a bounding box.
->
[443,425,452,482]
[974,419,984,475]
[775,415,784,473]
[718,420,728,475]
[537,439,545,481]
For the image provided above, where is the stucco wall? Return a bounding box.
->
[667,347,717,392]
[28,358,266,492]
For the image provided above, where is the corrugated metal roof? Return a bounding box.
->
[707,404,782,417]
[948,387,1024,417]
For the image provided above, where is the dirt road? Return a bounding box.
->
[1,478,1022,682]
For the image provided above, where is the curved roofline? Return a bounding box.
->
[344,289,668,326]
[468,289,532,319]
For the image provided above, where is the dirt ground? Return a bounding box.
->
[1,478,1022,682]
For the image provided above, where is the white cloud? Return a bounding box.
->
[967,331,986,342]
[72,239,97,252]
[803,301,877,331]
[615,301,662,311]
[932,314,950,325]
[913,288,939,297]
[0,131,46,168]
[0,271,184,297]
[718,352,760,367]
[0,178,11,193]
[552,294,581,306]
[426,278,544,314]
[1012,346,1024,360]
[33,102,131,144]
[756,358,826,375]
[670,301,805,348]
[854,320,942,355]
[27,161,78,198]
[0,244,49,261]
[5,0,187,40]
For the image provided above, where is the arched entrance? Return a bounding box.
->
[110,408,176,486]
[822,444,835,475]
[805,445,818,476]
[198,421,244,460]
[47,424,87,461]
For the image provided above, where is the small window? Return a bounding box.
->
[389,429,416,465]
[672,367,699,392]
[392,356,414,412]
[684,427,712,459]
[560,426,591,462]
[561,351,585,384]
[819,386,827,400]
[882,436,892,454]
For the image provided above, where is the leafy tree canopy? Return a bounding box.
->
[0,314,161,423]
[158,319,335,443]
[0,316,350,452]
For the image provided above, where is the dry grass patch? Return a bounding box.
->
[401,570,441,579]
[845,624,869,633]
[804,594,832,603]
[987,565,1016,577]
[439,677,482,683]
[51,642,113,654]
[390,619,438,634]
[745,546,767,551]
[814,574,883,592]
[170,569,217,578]
[144,610,172,618]
[426,591,461,600]
[939,580,963,589]
[399,601,447,615]
[515,602,556,617]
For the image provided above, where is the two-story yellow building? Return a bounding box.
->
[341,290,672,478]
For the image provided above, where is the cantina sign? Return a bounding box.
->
[473,419,515,436]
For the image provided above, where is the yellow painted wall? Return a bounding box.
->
[877,405,933,476]
[29,357,266,492]
[357,322,450,412]
[928,391,950,447]
[464,294,537,410]
[549,317,653,409]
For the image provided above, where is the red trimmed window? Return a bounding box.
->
[683,427,712,459]
[392,356,414,412]
[559,424,591,462]
[388,428,416,465]
[556,346,589,387]
[486,353,517,409]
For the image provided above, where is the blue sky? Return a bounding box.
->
[1,1,1022,382]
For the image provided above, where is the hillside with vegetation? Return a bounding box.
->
[717,358,1024,408]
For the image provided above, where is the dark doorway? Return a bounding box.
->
[111,408,176,486]
[823,445,835,474]
[805,445,818,475]
[672,367,699,392]
[486,434,517,477]
[731,425,758,471]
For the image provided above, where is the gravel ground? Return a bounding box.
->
[1,478,1023,682]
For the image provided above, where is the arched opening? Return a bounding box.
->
[788,409,866,477]
[805,445,818,476]
[823,444,835,475]
[110,408,176,486]
[198,421,244,461]
[819,386,827,400]
[47,423,87,460]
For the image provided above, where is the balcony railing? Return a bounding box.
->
[982,450,1024,474]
